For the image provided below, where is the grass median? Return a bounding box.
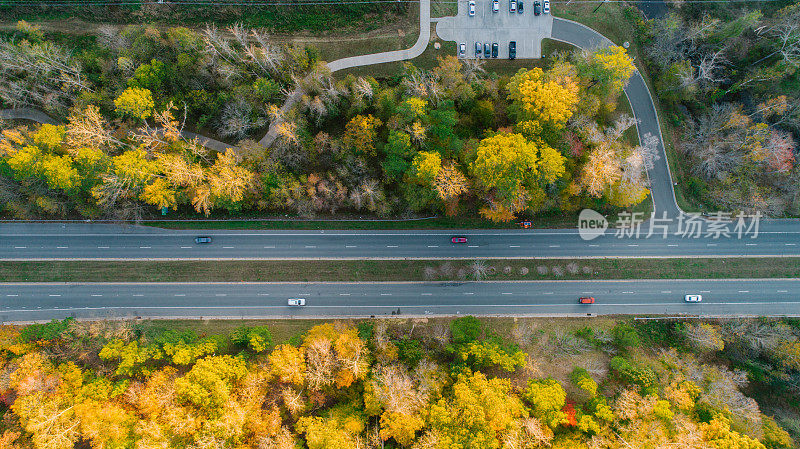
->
[3,258,800,282]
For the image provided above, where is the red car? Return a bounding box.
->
[451,236,468,244]
[578,297,595,304]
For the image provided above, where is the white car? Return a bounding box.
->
[543,0,550,13]
[510,0,516,12]
[492,0,499,12]
[468,0,476,16]
[459,43,466,57]
[684,294,702,303]
[288,298,306,306]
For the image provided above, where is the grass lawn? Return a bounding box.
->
[3,257,800,282]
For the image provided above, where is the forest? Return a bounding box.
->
[639,2,800,215]
[0,316,798,448]
[0,21,652,221]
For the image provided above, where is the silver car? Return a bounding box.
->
[684,294,702,302]
[288,298,306,306]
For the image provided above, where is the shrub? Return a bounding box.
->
[450,316,484,345]
[18,318,74,342]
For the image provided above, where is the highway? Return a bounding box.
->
[2,279,800,322]
[2,221,800,260]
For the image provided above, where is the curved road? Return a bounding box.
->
[2,279,800,322]
[551,18,679,216]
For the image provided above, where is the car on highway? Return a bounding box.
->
[510,0,516,12]
[578,297,595,304]
[484,43,491,58]
[684,294,702,302]
[451,236,468,244]
[518,0,523,13]
[468,0,476,15]
[195,236,212,244]
[475,41,482,57]
[491,42,498,58]
[492,0,499,12]
[288,298,306,306]
[543,0,549,13]
[533,0,541,15]
[459,43,466,57]
[509,41,516,59]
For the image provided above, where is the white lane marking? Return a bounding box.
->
[215,294,227,297]
[589,244,599,247]
[139,246,151,249]
[387,245,399,248]
[339,293,351,296]
[468,245,479,247]
[661,291,672,293]
[6,294,18,297]
[622,291,635,294]
[746,243,757,246]
[778,290,788,293]
[14,246,26,249]
[582,291,594,294]
[428,245,439,248]
[304,245,316,248]
[628,244,639,247]
[707,243,717,246]
[543,292,553,295]
[464,292,474,295]
[421,293,433,296]
[91,294,102,297]
[345,245,357,248]
[223,246,235,249]
[181,246,191,248]
[786,243,797,246]
[48,294,60,297]
[133,294,144,297]
[56,246,68,249]
[738,290,750,293]
[258,293,270,296]
[174,294,186,297]
[549,245,560,248]
[98,246,109,249]
[667,244,678,247]
[264,246,275,248]
[380,293,392,296]
[700,290,711,293]
[502,292,513,295]
[510,245,520,248]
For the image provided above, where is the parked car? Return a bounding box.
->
[458,43,466,57]
[519,220,531,228]
[195,236,212,244]
[684,294,703,302]
[288,298,306,306]
[578,297,595,304]
[533,0,541,15]
[509,41,516,59]
[475,41,482,57]
[492,0,499,12]
[451,236,468,244]
[491,42,498,58]
[510,0,516,12]
[518,0,524,13]
[543,0,549,13]
[484,42,491,58]
[468,0,476,15]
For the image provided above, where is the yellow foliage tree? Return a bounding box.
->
[114,87,155,120]
[507,67,580,128]
[343,114,382,156]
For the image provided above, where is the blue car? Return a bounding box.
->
[195,236,212,244]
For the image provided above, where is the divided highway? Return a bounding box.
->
[2,280,800,322]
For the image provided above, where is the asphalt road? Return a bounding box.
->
[2,279,799,322]
[551,18,680,217]
[1,221,799,260]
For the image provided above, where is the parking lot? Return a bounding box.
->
[435,0,553,59]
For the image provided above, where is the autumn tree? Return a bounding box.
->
[114,87,155,120]
[507,67,580,130]
[343,114,382,156]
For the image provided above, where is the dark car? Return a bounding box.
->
[491,42,498,58]
[578,297,595,304]
[484,43,491,58]
[475,41,482,57]
[533,0,541,15]
[509,41,516,60]
[451,236,468,244]
[195,236,212,244]
[518,0,524,13]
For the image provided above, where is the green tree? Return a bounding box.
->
[523,378,567,429]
